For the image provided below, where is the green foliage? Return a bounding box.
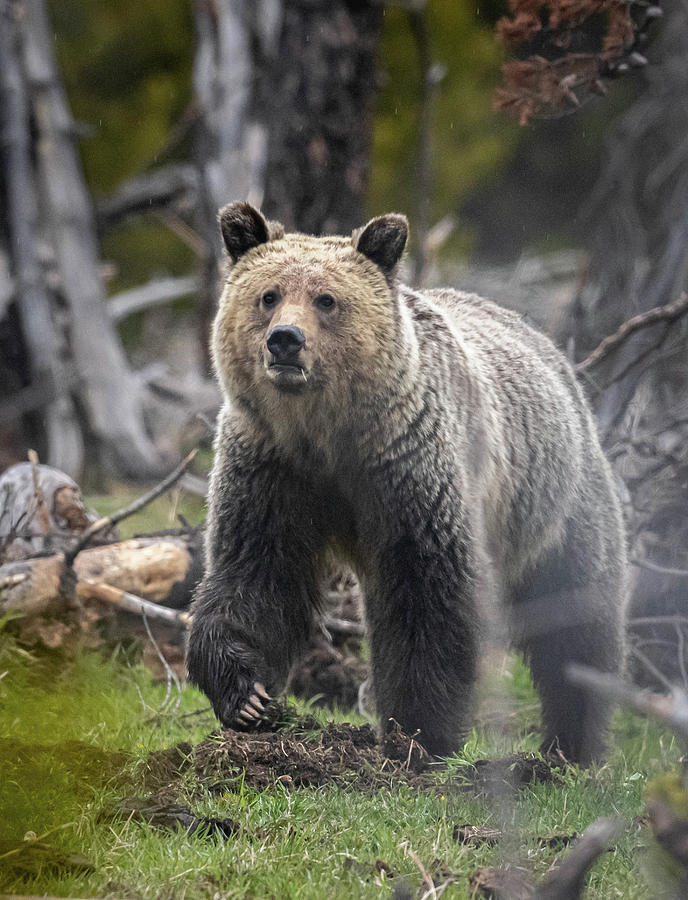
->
[49,0,193,193]
[371,0,518,244]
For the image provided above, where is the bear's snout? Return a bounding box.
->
[266,325,306,364]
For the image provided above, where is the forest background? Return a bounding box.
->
[0,0,687,683]
[3,2,688,896]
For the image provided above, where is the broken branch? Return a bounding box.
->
[534,817,623,900]
[27,449,51,538]
[566,663,688,744]
[76,578,192,627]
[630,556,688,578]
[64,448,198,565]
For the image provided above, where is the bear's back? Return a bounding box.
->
[399,286,606,570]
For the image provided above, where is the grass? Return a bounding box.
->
[84,483,207,539]
[0,625,680,899]
[0,489,678,897]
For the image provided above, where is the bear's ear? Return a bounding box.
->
[219,202,281,263]
[353,213,408,278]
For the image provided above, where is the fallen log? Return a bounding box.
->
[0,536,198,619]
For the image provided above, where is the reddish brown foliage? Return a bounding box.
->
[495,0,659,123]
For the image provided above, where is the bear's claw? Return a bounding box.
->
[254,682,271,701]
[234,683,273,726]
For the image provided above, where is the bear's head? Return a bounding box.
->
[212,202,409,413]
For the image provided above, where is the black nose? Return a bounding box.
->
[266,325,306,361]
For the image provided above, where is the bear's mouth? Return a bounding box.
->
[266,362,310,391]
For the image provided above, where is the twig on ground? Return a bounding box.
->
[64,449,198,565]
[399,840,436,899]
[575,292,688,374]
[142,609,182,714]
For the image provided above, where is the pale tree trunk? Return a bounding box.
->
[23,0,165,478]
[192,0,278,367]
[0,0,167,479]
[0,0,83,474]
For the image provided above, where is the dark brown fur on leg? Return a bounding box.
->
[514,519,627,765]
[187,412,327,727]
[366,540,478,757]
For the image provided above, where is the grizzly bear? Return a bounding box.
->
[187,202,628,764]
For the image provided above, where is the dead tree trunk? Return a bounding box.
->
[192,0,276,368]
[0,0,167,479]
[571,0,688,437]
[23,0,166,478]
[567,0,688,683]
[190,0,383,361]
[0,0,83,474]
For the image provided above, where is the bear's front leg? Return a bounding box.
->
[187,416,326,728]
[187,580,274,727]
[365,525,479,759]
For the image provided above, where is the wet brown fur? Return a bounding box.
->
[188,203,628,763]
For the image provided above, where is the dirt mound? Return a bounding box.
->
[468,753,564,792]
[146,712,562,795]
[147,718,436,792]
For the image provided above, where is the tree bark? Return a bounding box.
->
[567,0,688,684]
[261,0,383,235]
[570,0,688,437]
[192,0,274,367]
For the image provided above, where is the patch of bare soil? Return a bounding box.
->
[468,753,565,792]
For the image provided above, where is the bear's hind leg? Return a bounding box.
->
[514,540,626,765]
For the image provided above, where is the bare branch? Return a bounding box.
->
[27,450,51,538]
[107,276,198,322]
[630,556,688,578]
[64,448,198,565]
[95,163,198,232]
[631,616,688,628]
[575,292,688,373]
[77,578,191,628]
[566,663,688,744]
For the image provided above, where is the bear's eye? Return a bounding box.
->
[314,293,335,311]
[261,290,279,308]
